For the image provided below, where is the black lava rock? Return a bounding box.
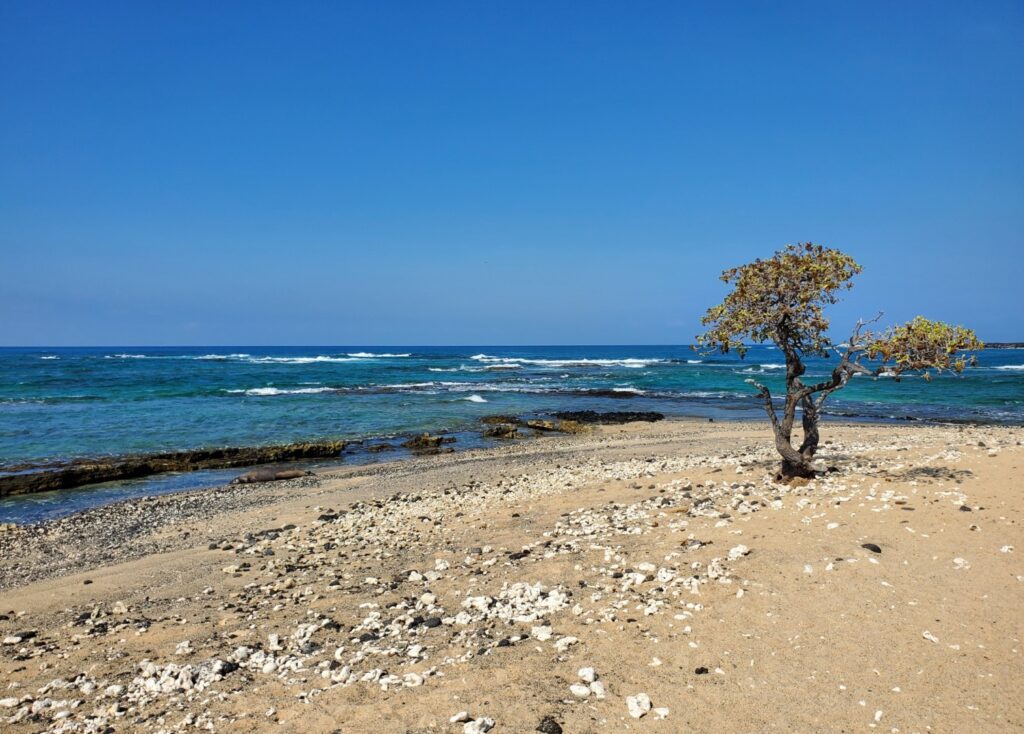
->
[861,543,882,554]
[537,716,563,734]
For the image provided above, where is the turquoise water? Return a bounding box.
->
[1,345,1021,523]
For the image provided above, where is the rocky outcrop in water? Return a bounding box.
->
[401,434,456,453]
[0,440,348,497]
[480,415,521,426]
[482,423,519,439]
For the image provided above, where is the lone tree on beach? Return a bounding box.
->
[697,243,982,481]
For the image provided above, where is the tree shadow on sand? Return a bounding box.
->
[877,465,975,484]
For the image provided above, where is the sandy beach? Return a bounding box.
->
[1,419,1022,733]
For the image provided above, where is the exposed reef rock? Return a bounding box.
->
[482,423,519,440]
[0,440,348,497]
[401,433,457,453]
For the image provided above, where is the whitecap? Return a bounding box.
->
[228,386,336,396]
[246,356,364,364]
[105,353,147,359]
[994,365,1024,371]
[379,380,562,394]
[40,356,60,360]
[195,353,251,361]
[464,394,488,403]
[346,352,411,358]
[469,354,664,368]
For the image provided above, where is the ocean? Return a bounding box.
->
[2,345,1022,523]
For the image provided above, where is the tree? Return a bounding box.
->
[697,243,982,481]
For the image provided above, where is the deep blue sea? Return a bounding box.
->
[2,345,1022,523]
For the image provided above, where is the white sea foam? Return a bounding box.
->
[469,354,663,369]
[687,359,703,364]
[379,380,562,394]
[40,356,60,360]
[464,394,488,403]
[195,353,251,360]
[105,353,147,359]
[683,390,750,398]
[246,356,364,364]
[227,386,336,396]
[428,367,460,372]
[612,387,645,394]
[346,352,412,358]
[994,365,1024,371]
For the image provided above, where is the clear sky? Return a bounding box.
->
[1,1,1021,346]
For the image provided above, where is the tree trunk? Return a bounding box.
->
[778,455,817,480]
[772,421,817,481]
[773,344,817,481]
[798,394,820,462]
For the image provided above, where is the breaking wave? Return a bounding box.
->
[226,386,337,396]
[469,354,663,369]
[346,352,412,358]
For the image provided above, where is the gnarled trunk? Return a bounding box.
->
[798,394,820,462]
[773,427,817,480]
[779,455,817,479]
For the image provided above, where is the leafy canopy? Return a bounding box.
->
[697,242,983,379]
[696,243,861,359]
[867,316,982,379]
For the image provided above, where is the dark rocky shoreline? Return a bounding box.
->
[0,440,348,497]
[0,411,669,499]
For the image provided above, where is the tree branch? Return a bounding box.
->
[745,378,779,430]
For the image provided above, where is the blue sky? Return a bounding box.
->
[1,1,1021,345]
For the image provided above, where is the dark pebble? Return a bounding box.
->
[695,666,709,674]
[423,617,442,628]
[861,543,882,554]
[537,716,563,734]
[959,505,972,512]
